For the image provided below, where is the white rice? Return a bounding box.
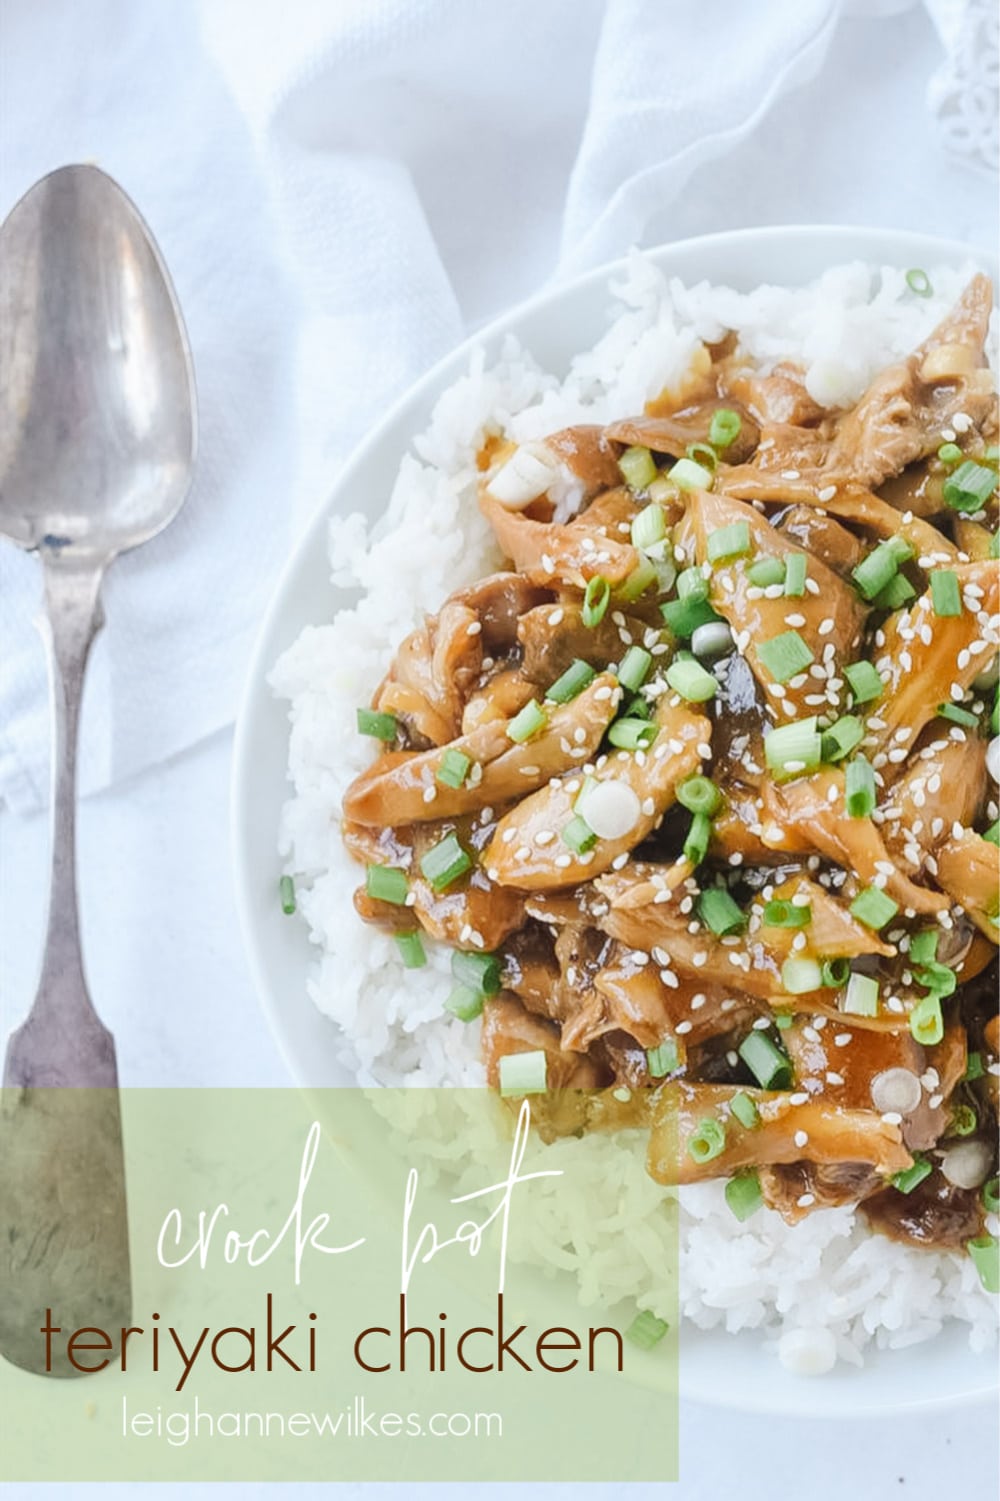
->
[272,252,999,1368]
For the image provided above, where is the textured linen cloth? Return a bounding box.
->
[0,0,996,814]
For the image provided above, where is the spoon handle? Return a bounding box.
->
[3,557,116,1088]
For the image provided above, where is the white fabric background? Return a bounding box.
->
[0,0,998,1496]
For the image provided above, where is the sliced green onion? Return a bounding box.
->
[697,885,746,936]
[562,814,597,855]
[507,699,547,744]
[709,408,742,449]
[758,630,815,684]
[963,1050,983,1081]
[821,715,864,763]
[937,441,962,466]
[943,460,996,513]
[647,1040,680,1078]
[852,538,910,602]
[764,717,822,780]
[844,755,877,818]
[573,775,597,812]
[394,930,426,968]
[357,707,398,740]
[725,1171,763,1222]
[782,957,823,994]
[967,1235,1000,1295]
[707,521,751,563]
[618,444,657,492]
[783,553,808,598]
[849,886,899,931]
[617,555,659,601]
[983,1176,1000,1213]
[618,645,653,692]
[821,957,851,988]
[774,1013,794,1030]
[451,949,501,996]
[913,960,957,998]
[547,659,596,704]
[625,1309,669,1350]
[747,556,786,588]
[436,747,472,789]
[582,575,611,628]
[643,538,678,598]
[937,702,979,728]
[688,1118,727,1164]
[845,660,884,704]
[670,456,714,492]
[444,984,484,1022]
[625,692,652,720]
[683,811,712,867]
[908,929,939,965]
[905,268,932,296]
[677,565,710,601]
[419,832,472,892]
[873,573,917,611]
[692,620,735,659]
[686,441,718,473]
[762,898,811,928]
[365,865,409,905]
[279,874,296,915]
[984,818,1000,846]
[886,534,916,564]
[498,1049,548,1097]
[631,502,667,551]
[660,595,723,639]
[948,1104,978,1137]
[730,1092,760,1130]
[676,774,722,816]
[909,993,944,1045]
[607,717,658,750]
[738,1030,792,1090]
[930,569,962,617]
[843,972,880,1016]
[892,1156,933,1194]
[665,656,717,702]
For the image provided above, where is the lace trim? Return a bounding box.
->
[926,0,999,172]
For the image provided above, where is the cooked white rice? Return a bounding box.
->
[273,252,999,1369]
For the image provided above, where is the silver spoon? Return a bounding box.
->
[0,165,196,1375]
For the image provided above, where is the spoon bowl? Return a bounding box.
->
[0,163,196,556]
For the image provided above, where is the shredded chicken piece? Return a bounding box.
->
[867,559,1000,763]
[934,830,1000,942]
[760,771,948,914]
[343,673,620,826]
[686,489,866,721]
[338,273,999,1253]
[484,699,708,890]
[480,485,639,588]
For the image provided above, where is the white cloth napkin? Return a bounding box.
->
[1,0,996,815]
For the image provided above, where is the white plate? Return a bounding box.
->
[233,224,999,1417]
